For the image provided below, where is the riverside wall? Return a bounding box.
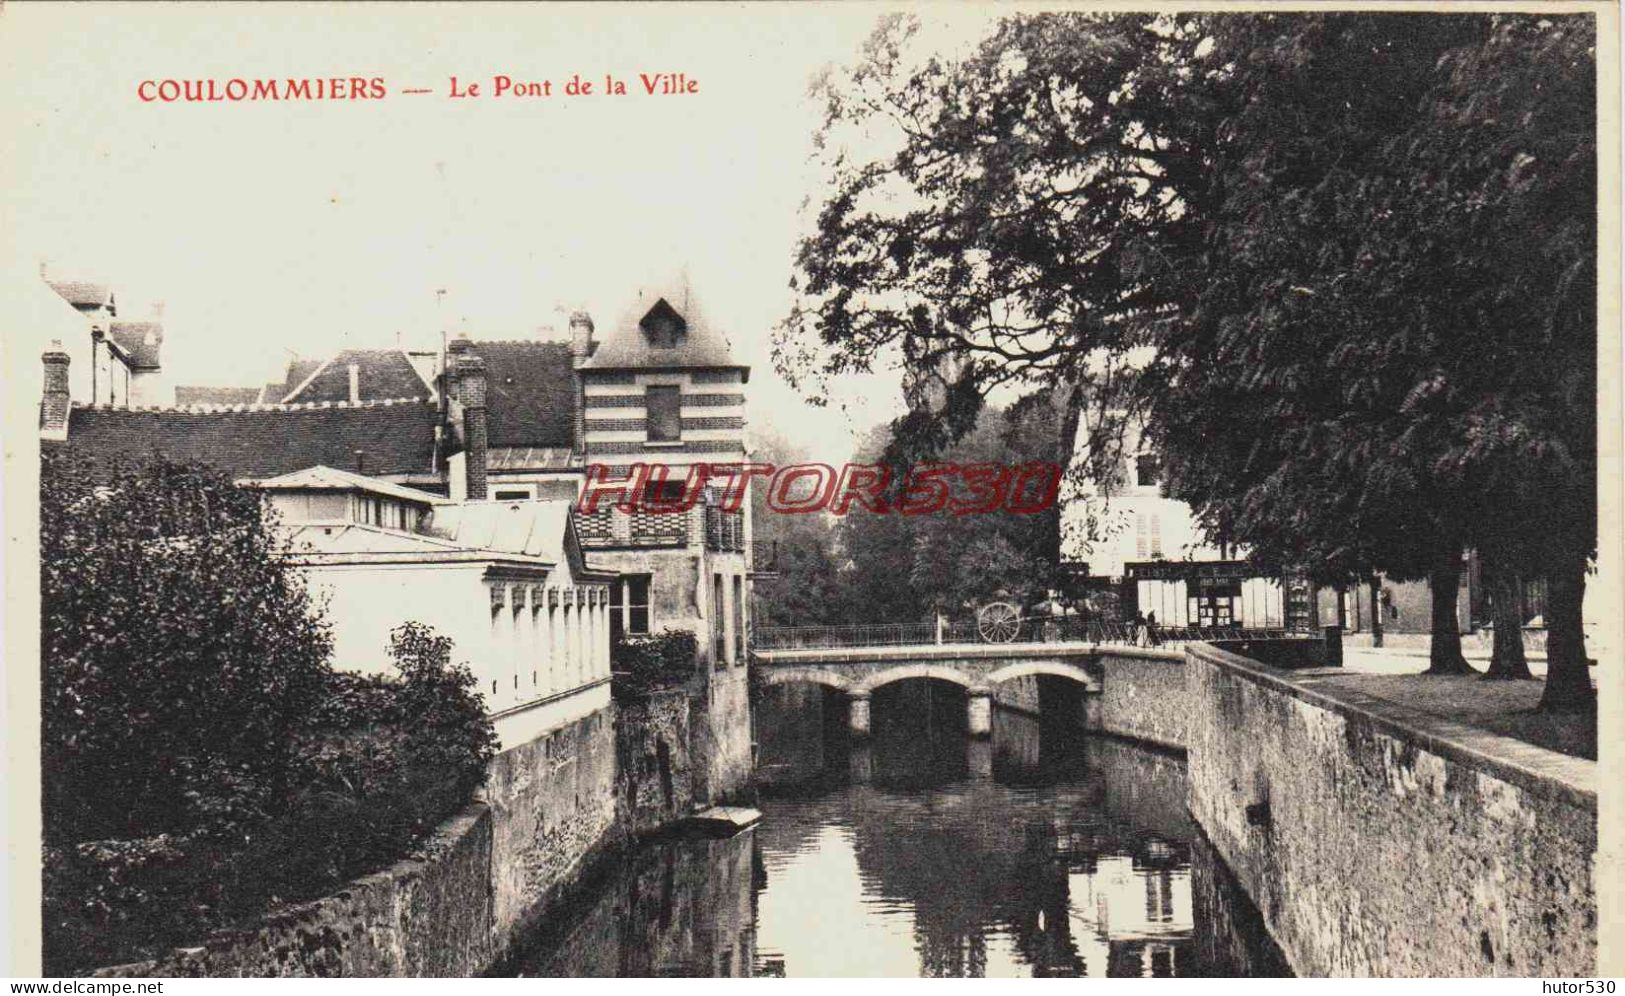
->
[1091,646,1189,750]
[1184,643,1596,977]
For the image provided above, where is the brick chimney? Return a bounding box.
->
[447,337,489,500]
[569,311,594,453]
[40,341,71,439]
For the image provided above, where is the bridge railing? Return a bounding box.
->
[751,617,1307,652]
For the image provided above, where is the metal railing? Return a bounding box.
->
[751,616,1308,652]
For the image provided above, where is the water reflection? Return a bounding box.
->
[503,679,1287,977]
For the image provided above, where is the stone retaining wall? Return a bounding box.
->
[1184,643,1596,977]
[616,689,696,838]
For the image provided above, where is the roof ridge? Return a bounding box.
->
[468,338,569,347]
[74,397,434,414]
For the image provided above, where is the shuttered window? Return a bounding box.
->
[647,385,681,442]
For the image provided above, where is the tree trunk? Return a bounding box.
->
[1426,545,1474,675]
[1482,555,1533,680]
[1538,555,1594,712]
[1368,575,1384,648]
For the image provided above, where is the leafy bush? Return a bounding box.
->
[611,630,698,699]
[41,452,498,973]
[41,450,333,844]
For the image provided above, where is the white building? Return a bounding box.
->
[249,465,616,749]
[1060,415,1293,630]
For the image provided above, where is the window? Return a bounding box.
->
[733,575,745,663]
[494,487,534,501]
[642,478,687,507]
[1135,453,1161,488]
[646,385,681,443]
[640,299,688,348]
[1150,512,1163,559]
[712,573,726,668]
[611,575,652,639]
[1135,512,1147,559]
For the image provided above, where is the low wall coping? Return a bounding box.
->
[755,641,1175,665]
[1186,642,1596,812]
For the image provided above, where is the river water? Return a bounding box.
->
[502,680,1289,978]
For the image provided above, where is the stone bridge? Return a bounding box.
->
[752,642,1102,738]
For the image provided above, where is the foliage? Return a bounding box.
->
[748,427,851,628]
[836,392,1068,623]
[784,12,1597,705]
[41,451,499,971]
[41,448,334,844]
[612,629,700,699]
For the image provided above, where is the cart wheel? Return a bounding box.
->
[977,601,1022,643]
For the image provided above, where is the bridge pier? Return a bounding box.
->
[848,691,871,738]
[967,737,992,779]
[967,691,992,738]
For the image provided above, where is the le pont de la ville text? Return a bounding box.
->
[136,74,698,103]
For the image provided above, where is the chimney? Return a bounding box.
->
[40,341,71,438]
[569,311,594,453]
[151,302,166,319]
[569,311,595,365]
[447,337,488,500]
[348,363,360,403]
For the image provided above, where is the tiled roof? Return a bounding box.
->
[107,322,163,370]
[469,340,577,448]
[282,348,431,403]
[583,280,748,378]
[47,279,114,310]
[176,385,263,405]
[61,400,439,479]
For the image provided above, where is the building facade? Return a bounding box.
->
[39,270,755,801]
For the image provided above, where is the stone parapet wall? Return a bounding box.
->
[94,806,496,978]
[1093,647,1188,750]
[1184,643,1596,977]
[95,704,630,978]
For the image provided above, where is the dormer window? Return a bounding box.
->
[639,299,687,349]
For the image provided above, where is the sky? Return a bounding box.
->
[1,2,1008,462]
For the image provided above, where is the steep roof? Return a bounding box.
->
[470,340,577,448]
[582,280,748,378]
[107,322,163,370]
[282,348,431,403]
[60,400,439,479]
[176,385,263,406]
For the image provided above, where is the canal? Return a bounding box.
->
[501,679,1290,978]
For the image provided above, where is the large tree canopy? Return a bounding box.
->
[783,11,1598,708]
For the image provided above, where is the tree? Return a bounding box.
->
[41,450,334,844]
[785,12,1597,706]
[748,425,852,627]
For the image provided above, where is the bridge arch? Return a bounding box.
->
[853,664,976,697]
[984,660,1099,693]
[757,666,854,694]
